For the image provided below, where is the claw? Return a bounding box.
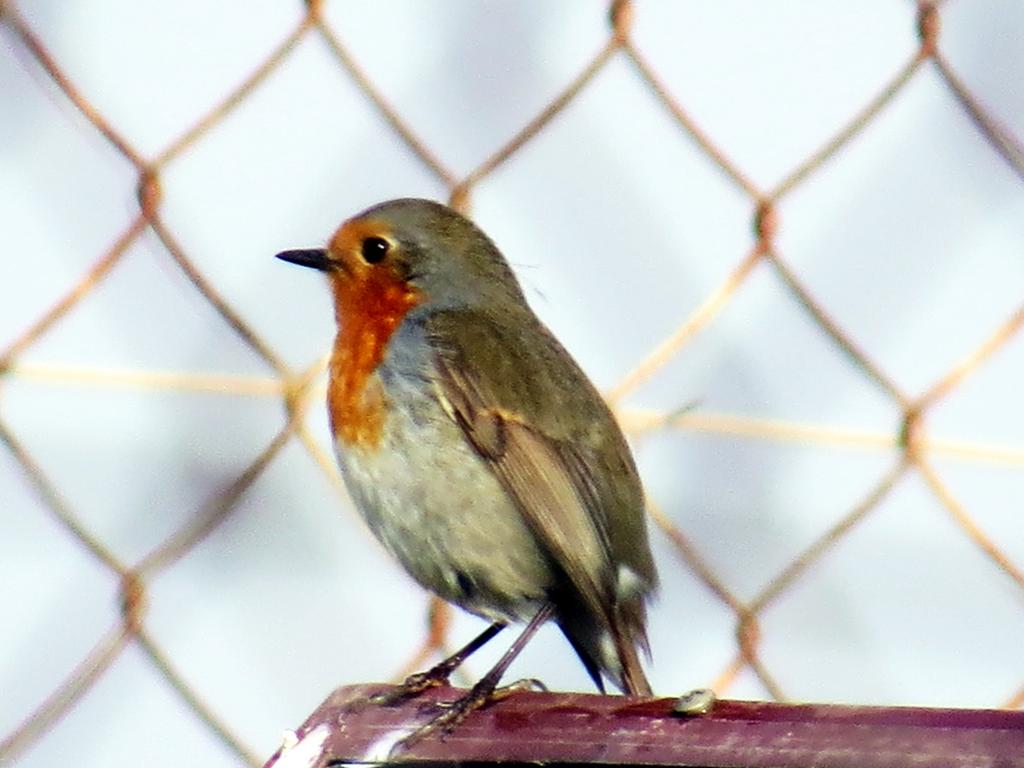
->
[389,606,554,755]
[343,669,452,713]
[388,683,496,757]
[347,621,507,714]
[369,668,451,707]
[388,675,549,756]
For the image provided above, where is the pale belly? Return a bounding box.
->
[333,370,554,623]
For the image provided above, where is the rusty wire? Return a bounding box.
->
[1,1,1022,765]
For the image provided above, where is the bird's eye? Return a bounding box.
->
[361,236,390,264]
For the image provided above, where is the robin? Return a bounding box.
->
[276,198,657,743]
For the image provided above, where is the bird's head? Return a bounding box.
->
[276,198,525,323]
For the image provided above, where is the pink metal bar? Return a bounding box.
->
[264,684,1024,766]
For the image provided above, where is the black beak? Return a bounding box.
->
[275,248,333,272]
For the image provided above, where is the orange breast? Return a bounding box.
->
[328,270,420,449]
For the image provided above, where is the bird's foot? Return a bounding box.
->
[389,676,543,757]
[373,667,453,706]
[343,666,452,713]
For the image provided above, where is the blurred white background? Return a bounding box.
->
[2,1,1023,766]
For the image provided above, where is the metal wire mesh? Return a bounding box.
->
[2,1,1022,765]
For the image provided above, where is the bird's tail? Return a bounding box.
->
[611,617,652,696]
[559,599,653,697]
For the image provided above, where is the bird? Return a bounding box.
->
[276,198,657,743]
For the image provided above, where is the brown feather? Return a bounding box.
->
[426,308,656,694]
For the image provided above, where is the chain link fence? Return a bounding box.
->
[2,1,1022,765]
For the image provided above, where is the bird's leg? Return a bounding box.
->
[365,620,507,707]
[390,603,554,755]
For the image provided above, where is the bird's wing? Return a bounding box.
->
[424,309,650,624]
